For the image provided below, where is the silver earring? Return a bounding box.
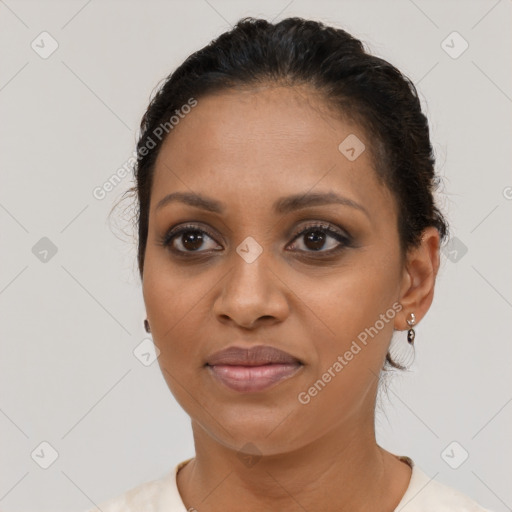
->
[144,319,151,333]
[406,313,416,345]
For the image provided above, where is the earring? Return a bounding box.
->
[406,313,416,345]
[144,319,151,333]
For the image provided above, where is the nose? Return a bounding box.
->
[212,251,290,329]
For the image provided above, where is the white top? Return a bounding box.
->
[84,456,493,511]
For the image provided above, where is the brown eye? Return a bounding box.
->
[160,221,351,258]
[180,230,205,251]
[288,223,351,254]
[162,225,221,253]
[303,229,329,251]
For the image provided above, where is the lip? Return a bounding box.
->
[205,345,303,393]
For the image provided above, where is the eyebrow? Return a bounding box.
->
[155,191,369,218]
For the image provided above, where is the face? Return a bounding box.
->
[142,85,407,455]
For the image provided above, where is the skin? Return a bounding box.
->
[142,84,440,512]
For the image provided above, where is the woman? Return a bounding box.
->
[87,16,492,512]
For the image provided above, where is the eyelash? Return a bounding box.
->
[159,222,352,258]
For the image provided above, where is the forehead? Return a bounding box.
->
[157,84,364,162]
[151,85,393,215]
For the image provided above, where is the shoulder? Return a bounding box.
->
[396,460,493,512]
[83,473,172,512]
[82,459,192,512]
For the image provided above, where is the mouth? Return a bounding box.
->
[205,344,304,393]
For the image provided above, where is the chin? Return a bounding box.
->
[196,406,306,454]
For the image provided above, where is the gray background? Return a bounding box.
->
[1,0,511,511]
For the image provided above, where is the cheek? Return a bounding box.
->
[142,253,204,358]
[301,261,399,333]
[143,260,210,411]
[290,264,400,426]
[294,255,401,379]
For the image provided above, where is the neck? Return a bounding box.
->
[177,417,411,512]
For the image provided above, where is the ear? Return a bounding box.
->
[395,227,441,330]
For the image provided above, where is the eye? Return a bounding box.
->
[160,224,222,254]
[160,221,352,257]
[287,222,351,254]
